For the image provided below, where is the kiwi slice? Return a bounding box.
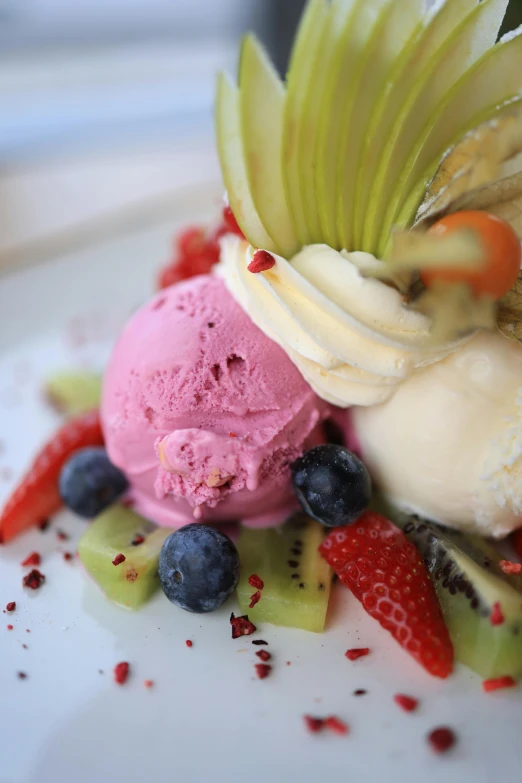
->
[45,371,102,415]
[385,505,522,678]
[236,514,332,632]
[78,505,173,610]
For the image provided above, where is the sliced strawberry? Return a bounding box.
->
[157,226,222,290]
[222,205,245,238]
[157,212,244,291]
[0,410,104,544]
[319,511,453,679]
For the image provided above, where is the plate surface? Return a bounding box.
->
[1,198,521,783]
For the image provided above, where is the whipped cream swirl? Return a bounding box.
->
[218,237,465,407]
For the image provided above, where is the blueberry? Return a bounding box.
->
[159,524,240,613]
[292,444,372,527]
[59,447,129,518]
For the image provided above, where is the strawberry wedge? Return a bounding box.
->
[319,511,453,679]
[0,410,104,543]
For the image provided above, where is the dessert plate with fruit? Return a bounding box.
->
[3,1,522,781]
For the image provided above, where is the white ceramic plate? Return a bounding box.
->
[1,194,521,783]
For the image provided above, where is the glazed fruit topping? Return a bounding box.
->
[159,525,239,614]
[59,447,128,519]
[230,613,257,639]
[320,511,453,678]
[0,410,104,543]
[292,445,371,528]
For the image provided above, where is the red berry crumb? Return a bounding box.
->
[393,694,419,713]
[131,534,145,546]
[303,715,348,735]
[248,250,276,274]
[38,519,50,532]
[248,574,264,590]
[230,613,257,639]
[490,601,505,626]
[254,663,272,680]
[186,640,193,648]
[21,552,41,567]
[325,716,349,736]
[499,560,522,575]
[63,552,74,562]
[304,716,324,733]
[6,602,16,612]
[256,649,271,662]
[56,530,69,541]
[7,624,13,630]
[23,569,45,590]
[112,553,126,566]
[427,727,457,754]
[144,679,154,689]
[249,590,262,609]
[114,662,130,685]
[483,676,517,693]
[345,648,370,661]
[18,671,27,680]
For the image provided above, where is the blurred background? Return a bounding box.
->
[0,0,521,271]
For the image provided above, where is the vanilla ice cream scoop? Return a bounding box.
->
[352,331,522,538]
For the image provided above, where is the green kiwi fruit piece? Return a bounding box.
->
[45,371,102,415]
[78,505,173,610]
[385,504,522,678]
[236,513,332,632]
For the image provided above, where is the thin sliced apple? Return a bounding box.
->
[373,0,509,256]
[215,72,276,251]
[335,0,421,251]
[385,24,522,245]
[357,0,476,253]
[239,35,299,258]
[297,0,355,243]
[312,0,364,249]
[282,0,329,246]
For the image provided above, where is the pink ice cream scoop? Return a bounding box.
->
[102,275,328,528]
